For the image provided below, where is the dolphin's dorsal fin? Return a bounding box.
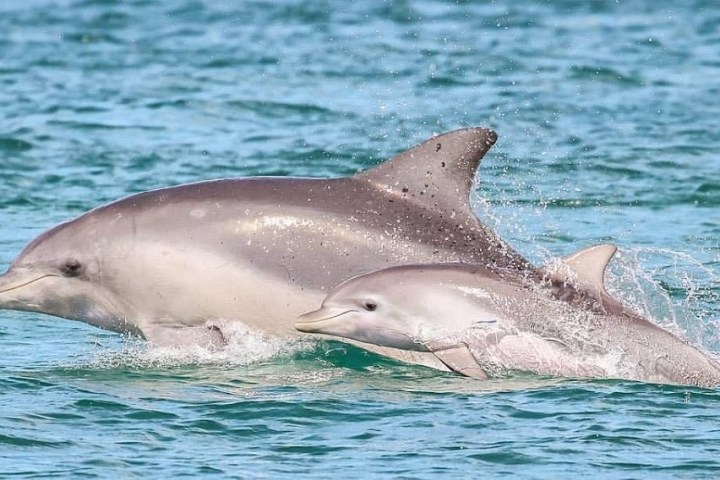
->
[555,244,617,296]
[354,128,498,219]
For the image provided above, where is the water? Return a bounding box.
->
[1,0,719,477]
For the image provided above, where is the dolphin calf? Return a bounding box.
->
[296,246,720,387]
[0,128,531,367]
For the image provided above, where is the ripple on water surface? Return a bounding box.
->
[1,0,720,478]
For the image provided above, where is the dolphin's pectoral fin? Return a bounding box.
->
[354,128,497,222]
[431,344,488,380]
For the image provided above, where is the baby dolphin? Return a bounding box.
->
[296,246,720,387]
[0,128,530,368]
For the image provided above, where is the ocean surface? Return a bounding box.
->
[1,0,719,477]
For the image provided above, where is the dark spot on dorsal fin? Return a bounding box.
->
[354,128,497,221]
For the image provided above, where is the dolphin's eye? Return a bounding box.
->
[364,301,377,312]
[60,259,83,277]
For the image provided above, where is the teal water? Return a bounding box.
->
[1,0,720,477]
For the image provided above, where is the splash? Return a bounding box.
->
[80,322,316,370]
[473,182,720,354]
[524,244,720,356]
[606,247,720,352]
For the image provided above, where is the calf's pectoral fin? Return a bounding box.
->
[431,344,488,380]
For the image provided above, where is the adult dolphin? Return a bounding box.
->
[296,246,720,387]
[0,128,530,367]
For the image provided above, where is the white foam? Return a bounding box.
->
[80,322,315,369]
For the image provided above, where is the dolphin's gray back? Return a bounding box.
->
[87,175,529,290]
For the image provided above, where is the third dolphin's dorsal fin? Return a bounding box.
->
[554,244,618,297]
[354,128,498,219]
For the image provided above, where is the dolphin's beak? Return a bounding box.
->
[295,307,355,333]
[0,267,53,308]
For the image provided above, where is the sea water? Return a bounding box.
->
[1,0,719,477]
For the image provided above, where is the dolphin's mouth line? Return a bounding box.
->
[317,309,357,321]
[296,309,357,326]
[0,274,57,294]
[306,309,356,322]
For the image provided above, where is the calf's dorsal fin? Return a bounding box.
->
[354,128,497,220]
[555,244,617,297]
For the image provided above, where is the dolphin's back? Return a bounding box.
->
[69,129,532,292]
